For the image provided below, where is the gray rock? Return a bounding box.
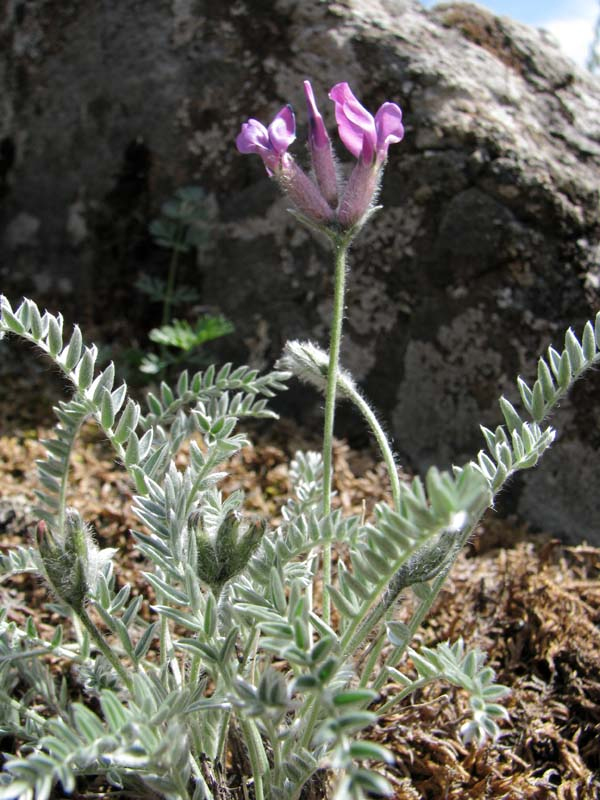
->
[1,0,599,541]
[4,212,40,249]
[0,496,34,537]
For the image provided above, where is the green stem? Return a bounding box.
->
[321,240,349,626]
[158,589,182,687]
[159,610,169,670]
[185,449,223,515]
[342,501,489,663]
[241,626,260,677]
[372,570,447,694]
[189,718,204,772]
[298,694,320,751]
[3,693,52,729]
[339,577,396,659]
[358,626,388,688]
[253,774,265,800]
[158,235,182,379]
[78,607,133,692]
[190,653,202,685]
[340,381,401,511]
[264,719,282,786]
[373,500,491,692]
[172,769,192,799]
[163,244,181,327]
[215,709,232,766]
[238,716,269,800]
[52,412,87,542]
[375,677,431,716]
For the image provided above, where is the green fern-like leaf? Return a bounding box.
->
[148,316,234,351]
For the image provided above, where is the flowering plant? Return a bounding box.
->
[237,82,406,590]
[0,80,599,800]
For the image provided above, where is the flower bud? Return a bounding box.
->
[304,80,339,208]
[191,510,265,592]
[277,340,357,399]
[36,510,115,609]
[37,512,88,609]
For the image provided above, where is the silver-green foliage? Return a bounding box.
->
[1,295,599,800]
[474,316,600,492]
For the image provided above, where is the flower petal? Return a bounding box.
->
[304,80,329,148]
[236,119,270,154]
[374,102,404,159]
[268,105,296,155]
[329,82,377,162]
[304,80,338,206]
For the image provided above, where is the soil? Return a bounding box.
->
[0,349,599,800]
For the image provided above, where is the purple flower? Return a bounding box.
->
[236,105,296,175]
[327,83,404,228]
[329,82,404,164]
[235,81,405,232]
[303,80,338,208]
[236,103,333,223]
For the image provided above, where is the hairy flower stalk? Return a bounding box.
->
[278,340,402,511]
[320,240,348,624]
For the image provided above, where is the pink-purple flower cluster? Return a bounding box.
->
[236,81,404,231]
